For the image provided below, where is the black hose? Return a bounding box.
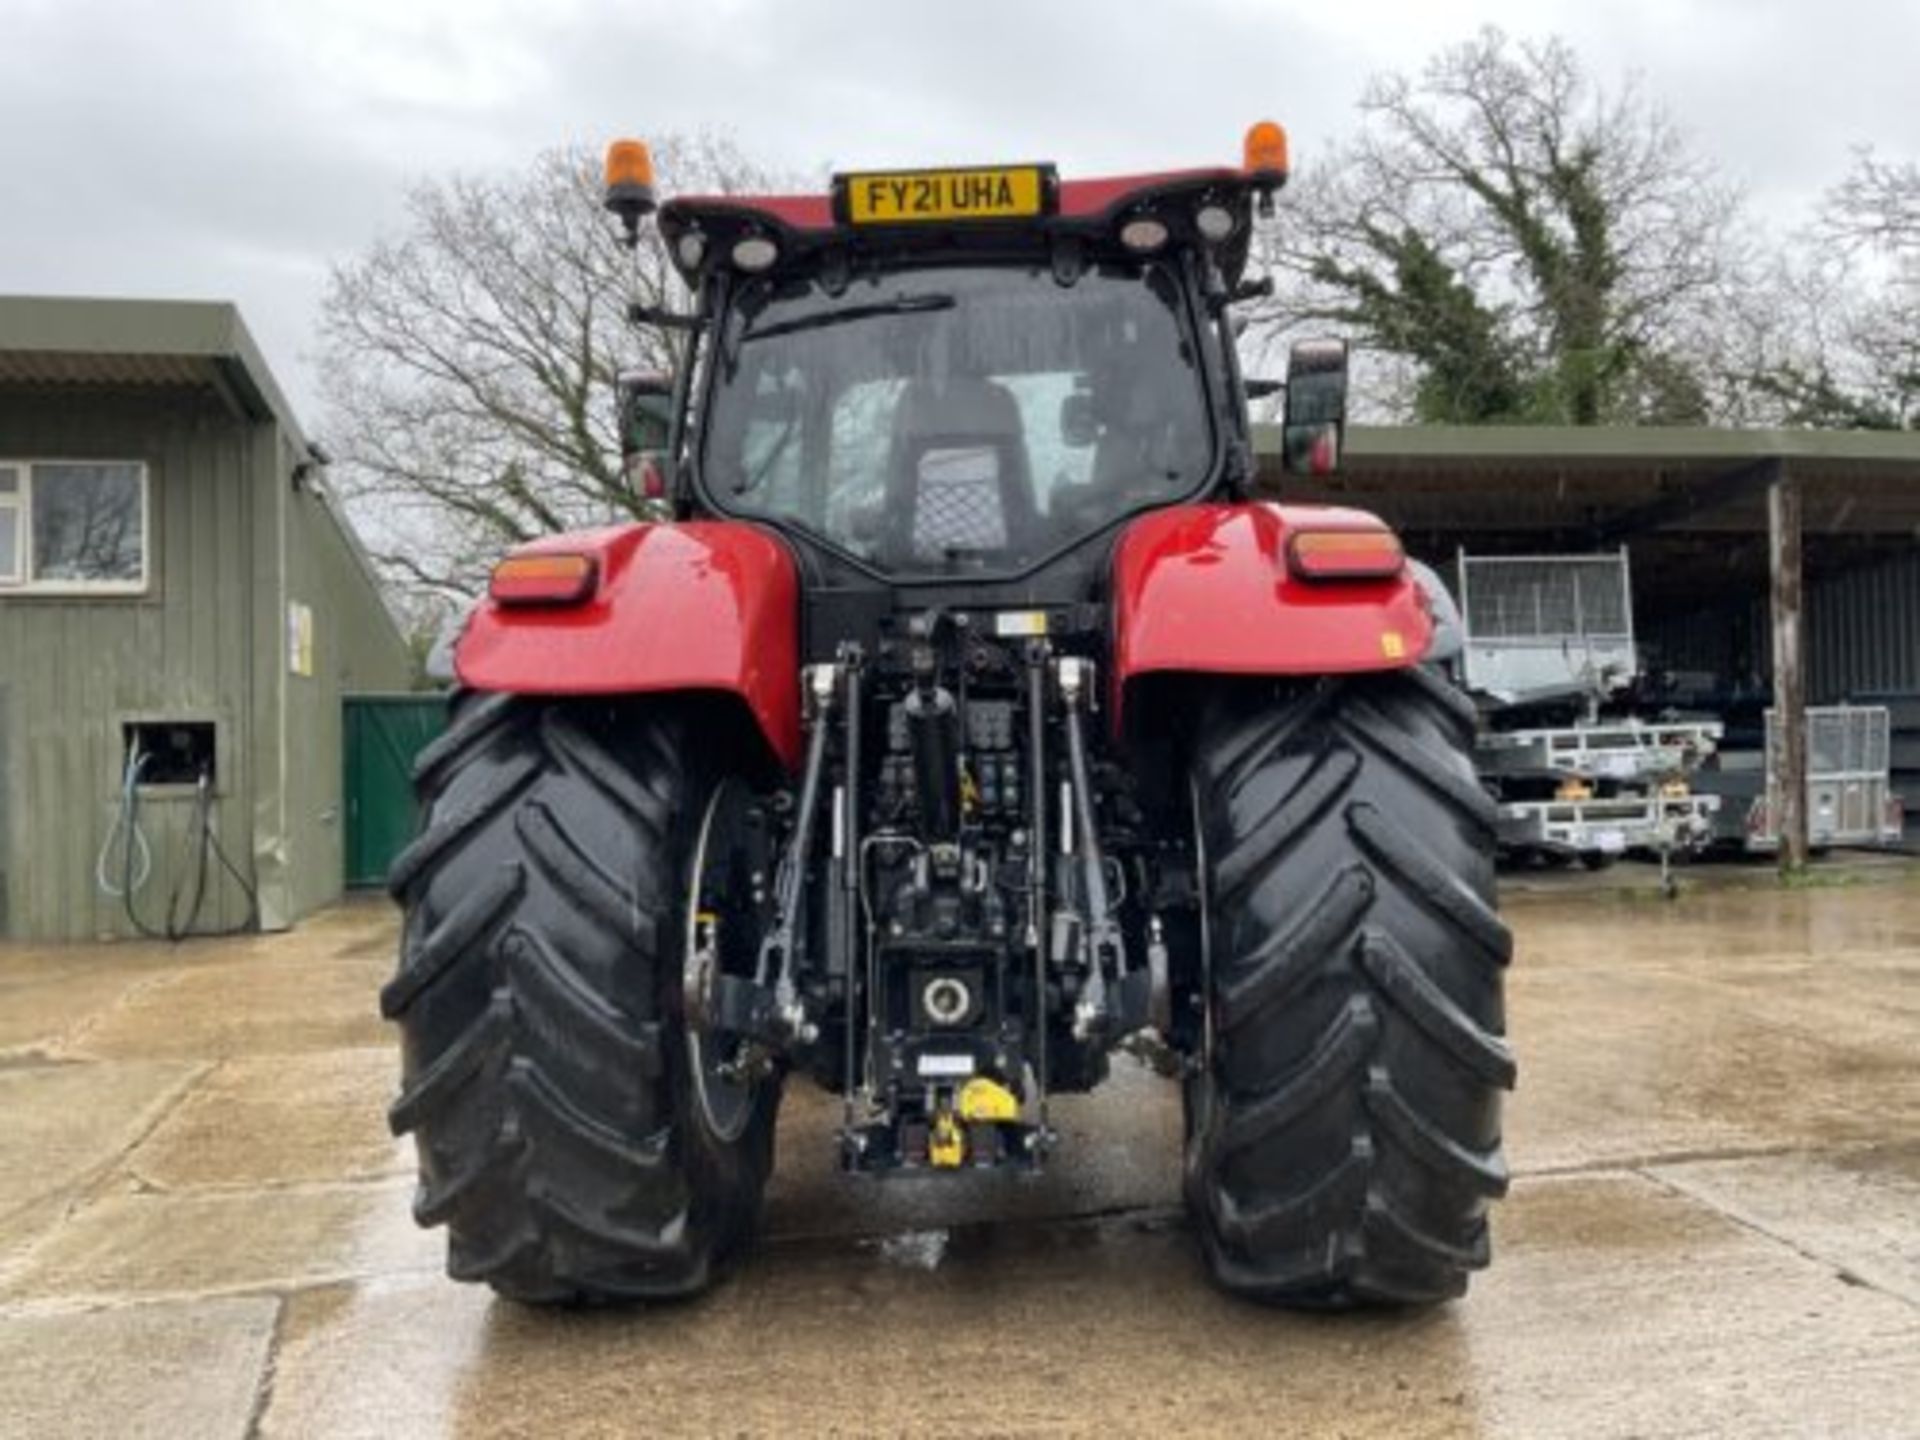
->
[117,760,260,942]
[120,753,168,943]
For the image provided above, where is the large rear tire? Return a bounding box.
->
[382,693,777,1303]
[1185,668,1514,1305]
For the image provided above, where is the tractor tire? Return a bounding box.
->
[1184,667,1514,1306]
[382,692,777,1303]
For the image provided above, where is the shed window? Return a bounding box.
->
[0,461,149,594]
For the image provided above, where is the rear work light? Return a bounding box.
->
[1118,216,1170,254]
[1194,203,1237,243]
[1286,528,1406,582]
[731,235,779,272]
[490,553,598,606]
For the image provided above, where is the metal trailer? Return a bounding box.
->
[1495,791,1721,863]
[1455,548,1638,707]
[1455,549,1722,873]
[1475,718,1722,785]
[1695,705,1905,851]
[1850,691,1920,851]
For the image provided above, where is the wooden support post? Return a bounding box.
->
[1768,460,1808,874]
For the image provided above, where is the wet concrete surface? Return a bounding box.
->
[1,870,1918,1436]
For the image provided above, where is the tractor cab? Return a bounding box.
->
[700,259,1211,577]
[608,129,1340,603]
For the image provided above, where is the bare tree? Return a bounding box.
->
[1824,150,1920,253]
[318,134,781,603]
[1252,30,1742,425]
[1737,149,1918,430]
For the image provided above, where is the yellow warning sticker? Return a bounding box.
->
[1380,631,1406,659]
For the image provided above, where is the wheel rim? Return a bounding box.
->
[683,777,762,1144]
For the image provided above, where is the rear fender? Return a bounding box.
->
[1110,502,1438,727]
[456,521,802,770]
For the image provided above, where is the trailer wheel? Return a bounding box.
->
[1184,667,1514,1305]
[382,693,777,1303]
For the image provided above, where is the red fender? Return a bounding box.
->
[1109,502,1435,724]
[456,522,802,770]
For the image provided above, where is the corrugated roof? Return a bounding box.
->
[0,295,308,450]
[1253,424,1920,540]
[1250,424,1920,621]
[0,350,224,388]
[1334,424,1920,466]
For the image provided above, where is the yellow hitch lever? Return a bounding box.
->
[929,1106,965,1169]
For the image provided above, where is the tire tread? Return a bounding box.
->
[385,694,769,1304]
[1189,669,1512,1306]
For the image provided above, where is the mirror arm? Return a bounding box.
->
[627,301,703,332]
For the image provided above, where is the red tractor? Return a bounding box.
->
[383,123,1513,1308]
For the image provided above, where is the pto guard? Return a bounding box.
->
[1110,503,1436,723]
[456,521,802,770]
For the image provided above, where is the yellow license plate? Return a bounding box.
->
[842,166,1048,225]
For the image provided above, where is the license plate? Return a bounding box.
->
[916,1053,976,1079]
[841,166,1049,225]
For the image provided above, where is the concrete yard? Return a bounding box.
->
[2,870,1918,1438]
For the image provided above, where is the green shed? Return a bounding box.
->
[0,295,416,940]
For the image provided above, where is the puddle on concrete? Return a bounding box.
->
[873,1228,949,1271]
[0,1051,77,1072]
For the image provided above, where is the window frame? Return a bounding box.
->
[695,255,1223,586]
[0,463,21,585]
[0,459,152,597]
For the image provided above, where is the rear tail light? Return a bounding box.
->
[490,553,598,606]
[1286,528,1406,582]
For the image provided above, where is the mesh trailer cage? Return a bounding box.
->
[1455,549,1638,705]
[1759,705,1902,847]
[1772,705,1893,776]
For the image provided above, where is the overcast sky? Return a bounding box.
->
[3,0,1915,421]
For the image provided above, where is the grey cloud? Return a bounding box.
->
[2,0,1915,419]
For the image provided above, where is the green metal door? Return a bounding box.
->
[343,694,449,888]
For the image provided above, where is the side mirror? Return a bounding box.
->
[617,370,674,504]
[617,370,674,459]
[1281,338,1348,477]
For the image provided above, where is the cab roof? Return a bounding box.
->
[657,167,1264,284]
